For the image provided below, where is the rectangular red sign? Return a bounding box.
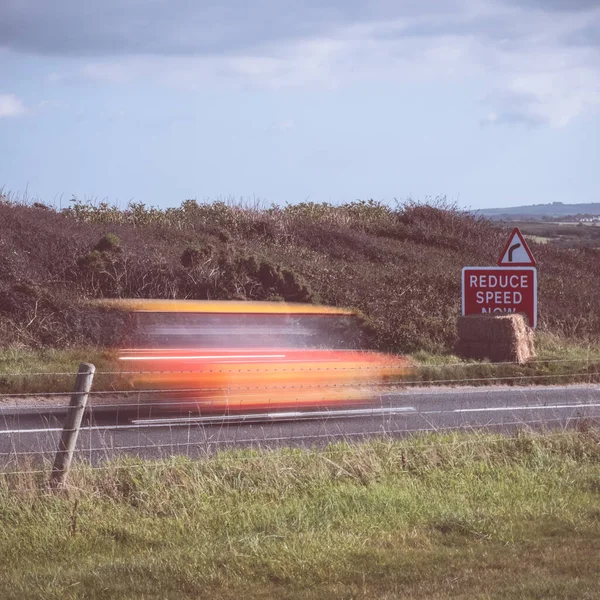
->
[462,267,537,328]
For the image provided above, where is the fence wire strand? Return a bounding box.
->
[1,356,600,378]
[2,416,598,484]
[1,371,599,400]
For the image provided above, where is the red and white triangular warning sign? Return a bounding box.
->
[497,228,536,267]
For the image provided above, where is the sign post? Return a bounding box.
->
[461,228,538,328]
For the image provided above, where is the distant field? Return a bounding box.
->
[514,221,600,250]
[526,235,552,244]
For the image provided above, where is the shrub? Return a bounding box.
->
[180,244,214,268]
[218,230,232,243]
[94,233,122,253]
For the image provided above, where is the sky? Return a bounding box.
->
[1,0,599,210]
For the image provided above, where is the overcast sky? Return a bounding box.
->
[1,0,599,209]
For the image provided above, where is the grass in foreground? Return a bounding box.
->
[1,428,599,599]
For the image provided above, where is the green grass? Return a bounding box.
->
[1,429,599,599]
[408,332,600,387]
[0,346,121,397]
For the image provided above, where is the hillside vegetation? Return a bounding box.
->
[1,195,600,354]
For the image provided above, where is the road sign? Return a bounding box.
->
[497,228,536,267]
[462,266,537,328]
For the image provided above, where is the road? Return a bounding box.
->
[1,384,599,466]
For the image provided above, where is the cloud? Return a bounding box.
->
[0,0,387,57]
[0,94,27,118]
[3,0,600,127]
[271,119,296,133]
[1,0,595,58]
[504,0,600,11]
[481,109,545,128]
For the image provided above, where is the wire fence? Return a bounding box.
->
[2,359,600,400]
[2,356,600,377]
[1,361,599,484]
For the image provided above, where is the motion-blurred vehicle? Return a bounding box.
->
[95,299,410,414]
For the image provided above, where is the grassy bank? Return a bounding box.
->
[410,332,600,387]
[1,429,599,599]
[1,332,599,397]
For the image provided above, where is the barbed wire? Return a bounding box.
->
[0,370,599,399]
[1,356,600,378]
[3,391,600,414]
[0,358,598,483]
[1,408,598,459]
[1,416,598,482]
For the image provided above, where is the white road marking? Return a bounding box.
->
[453,403,600,413]
[1,426,64,434]
[1,402,598,436]
[389,384,600,396]
[0,406,416,434]
[131,406,417,426]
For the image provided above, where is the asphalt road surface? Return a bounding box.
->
[1,384,599,466]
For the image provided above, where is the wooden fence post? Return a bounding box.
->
[50,362,96,488]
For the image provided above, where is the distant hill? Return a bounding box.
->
[475,202,600,220]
